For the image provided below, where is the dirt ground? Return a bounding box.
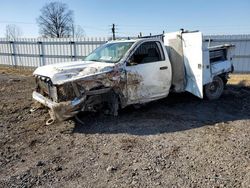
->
[0,67,250,188]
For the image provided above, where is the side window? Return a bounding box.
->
[129,41,165,65]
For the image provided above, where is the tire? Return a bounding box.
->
[204,76,224,100]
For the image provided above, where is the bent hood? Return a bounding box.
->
[33,61,115,85]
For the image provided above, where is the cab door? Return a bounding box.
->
[125,41,172,104]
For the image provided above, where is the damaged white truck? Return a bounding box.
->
[32,31,234,124]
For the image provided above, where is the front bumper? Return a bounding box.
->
[32,91,56,109]
[32,91,85,121]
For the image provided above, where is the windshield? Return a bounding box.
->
[85,42,134,63]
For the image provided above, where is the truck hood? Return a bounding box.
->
[33,61,115,85]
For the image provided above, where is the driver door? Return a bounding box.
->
[125,41,172,104]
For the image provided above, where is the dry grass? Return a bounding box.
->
[0,66,34,76]
[228,74,250,86]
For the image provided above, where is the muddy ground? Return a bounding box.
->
[0,69,250,188]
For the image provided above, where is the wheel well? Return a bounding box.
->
[218,73,229,85]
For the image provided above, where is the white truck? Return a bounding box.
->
[32,31,234,124]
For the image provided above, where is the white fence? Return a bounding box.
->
[0,37,108,68]
[0,35,250,73]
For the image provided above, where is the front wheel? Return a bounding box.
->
[204,76,224,100]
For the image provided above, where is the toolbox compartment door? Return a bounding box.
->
[182,32,203,98]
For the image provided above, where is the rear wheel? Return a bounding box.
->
[204,76,224,100]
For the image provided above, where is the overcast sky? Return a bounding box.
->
[0,0,250,38]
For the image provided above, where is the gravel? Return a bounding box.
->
[0,72,249,188]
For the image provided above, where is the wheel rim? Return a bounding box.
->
[206,77,224,98]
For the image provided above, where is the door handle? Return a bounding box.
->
[160,66,168,70]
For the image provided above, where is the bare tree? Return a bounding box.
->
[5,24,22,40]
[37,2,74,38]
[72,25,86,37]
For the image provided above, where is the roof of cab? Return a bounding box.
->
[107,38,163,44]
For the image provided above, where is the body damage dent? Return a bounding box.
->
[33,61,116,85]
[33,62,143,121]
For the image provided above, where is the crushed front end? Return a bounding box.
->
[33,75,86,122]
[32,68,125,124]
